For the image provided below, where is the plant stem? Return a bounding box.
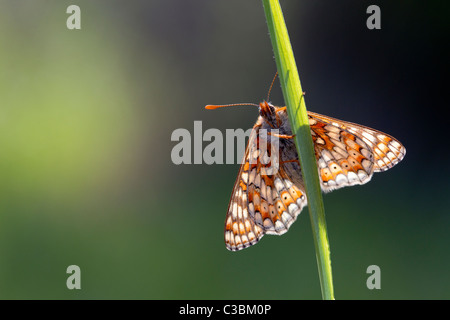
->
[262,0,335,300]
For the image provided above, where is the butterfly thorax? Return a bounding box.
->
[255,101,305,191]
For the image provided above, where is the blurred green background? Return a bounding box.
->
[0,1,449,299]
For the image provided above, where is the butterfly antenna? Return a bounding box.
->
[266,71,278,102]
[205,103,259,110]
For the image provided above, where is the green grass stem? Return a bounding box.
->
[262,0,335,300]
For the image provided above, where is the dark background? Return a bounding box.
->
[0,1,448,299]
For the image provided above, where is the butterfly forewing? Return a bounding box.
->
[308,112,406,179]
[224,128,264,251]
[224,126,308,251]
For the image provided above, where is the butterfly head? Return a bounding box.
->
[259,101,275,118]
[258,101,289,130]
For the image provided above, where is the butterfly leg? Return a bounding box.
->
[268,132,296,139]
[279,159,300,165]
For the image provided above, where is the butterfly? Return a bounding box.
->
[206,93,406,251]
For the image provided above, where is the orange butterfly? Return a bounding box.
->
[206,89,405,251]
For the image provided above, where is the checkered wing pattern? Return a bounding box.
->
[224,128,307,251]
[308,112,406,192]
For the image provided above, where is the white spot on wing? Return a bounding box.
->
[318,158,327,169]
[362,137,374,148]
[321,150,334,163]
[263,218,274,229]
[347,171,358,183]
[281,212,292,225]
[242,207,248,219]
[387,151,396,161]
[335,174,348,185]
[362,159,372,171]
[362,131,377,143]
[275,220,286,233]
[255,212,262,225]
[274,178,284,192]
[357,170,368,181]
[232,202,238,219]
[249,168,256,184]
[348,127,358,134]
[248,203,255,215]
[288,203,299,213]
[241,172,248,183]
